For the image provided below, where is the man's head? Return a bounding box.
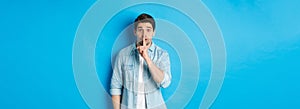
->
[134,13,156,46]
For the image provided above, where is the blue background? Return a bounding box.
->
[1,0,300,108]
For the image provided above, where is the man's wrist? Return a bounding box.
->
[145,57,153,66]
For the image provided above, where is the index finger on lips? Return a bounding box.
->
[143,36,146,47]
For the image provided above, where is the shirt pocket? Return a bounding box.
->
[123,64,134,90]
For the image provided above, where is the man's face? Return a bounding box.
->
[134,22,155,46]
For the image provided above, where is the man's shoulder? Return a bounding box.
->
[153,44,169,56]
[117,44,134,56]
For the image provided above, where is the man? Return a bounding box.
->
[110,13,171,109]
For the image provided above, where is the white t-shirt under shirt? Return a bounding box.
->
[136,55,146,109]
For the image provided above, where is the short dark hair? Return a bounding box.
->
[134,13,156,30]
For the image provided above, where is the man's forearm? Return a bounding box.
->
[112,95,121,109]
[145,58,164,83]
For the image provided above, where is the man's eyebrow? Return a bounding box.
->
[137,26,152,29]
[146,26,152,28]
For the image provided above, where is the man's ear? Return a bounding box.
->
[153,30,156,37]
[133,29,137,36]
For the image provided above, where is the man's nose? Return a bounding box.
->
[142,31,146,38]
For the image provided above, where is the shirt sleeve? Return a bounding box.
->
[158,52,171,88]
[110,53,123,95]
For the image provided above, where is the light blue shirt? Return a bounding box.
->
[110,43,171,109]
